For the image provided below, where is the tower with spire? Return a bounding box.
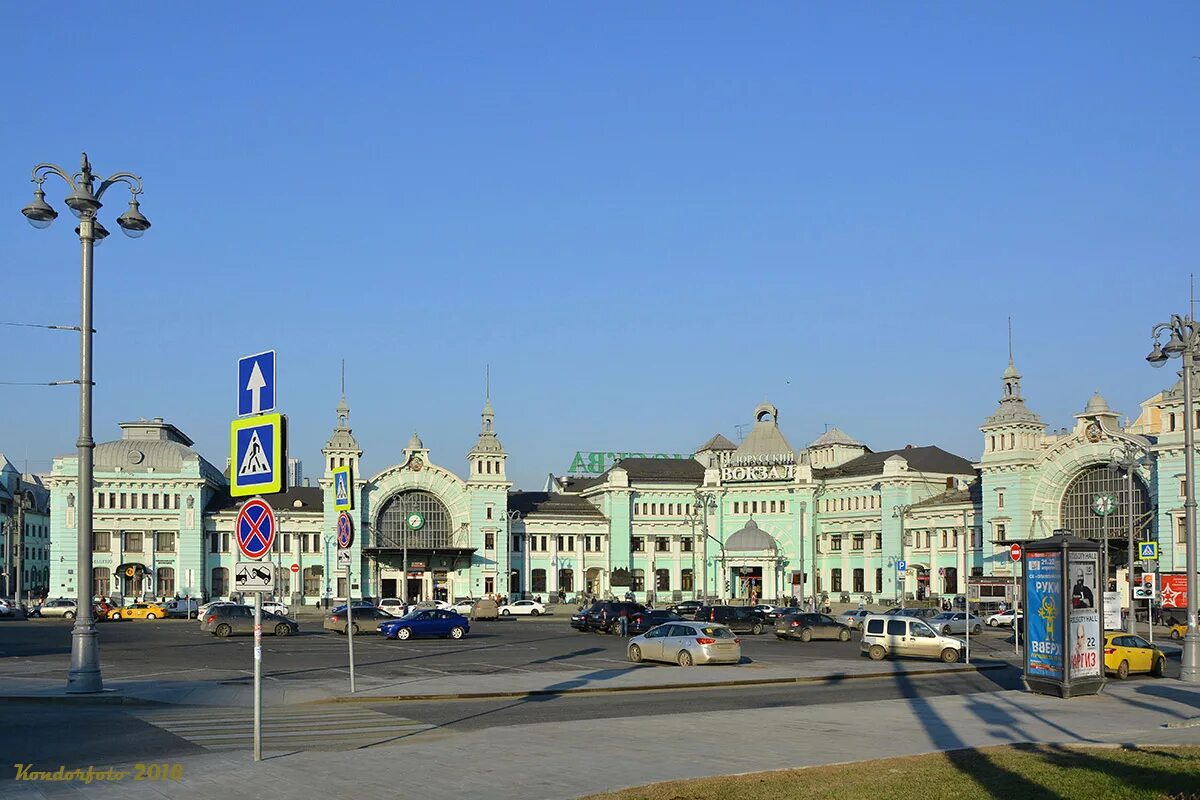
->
[322,392,362,479]
[980,321,1045,462]
[466,375,510,597]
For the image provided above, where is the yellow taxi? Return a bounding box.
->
[1169,623,1188,640]
[1103,632,1165,679]
[108,603,168,621]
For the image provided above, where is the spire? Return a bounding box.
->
[469,389,505,455]
[324,367,360,454]
[983,326,1042,428]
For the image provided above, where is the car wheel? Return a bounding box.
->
[1151,656,1165,678]
[449,626,465,640]
[988,619,998,627]
[838,629,851,642]
[215,623,232,638]
[629,644,643,663]
[501,609,511,616]
[111,612,121,620]
[799,628,812,642]
[677,650,694,667]
[275,623,290,637]
[64,611,75,619]
[146,613,156,620]
[942,625,953,635]
[868,644,886,661]
[350,623,359,635]
[530,609,540,616]
[751,622,764,636]
[940,648,959,663]
[397,627,413,641]
[1117,660,1130,679]
[973,624,982,634]
[1172,629,1182,640]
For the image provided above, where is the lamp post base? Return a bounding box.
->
[66,624,103,693]
[1182,632,1200,683]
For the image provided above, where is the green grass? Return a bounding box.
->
[581,745,1200,800]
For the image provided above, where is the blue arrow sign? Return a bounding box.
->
[897,560,907,572]
[238,350,276,416]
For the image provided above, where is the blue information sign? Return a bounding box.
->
[237,350,276,416]
[1025,551,1064,681]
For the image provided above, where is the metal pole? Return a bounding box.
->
[14,499,23,609]
[345,565,356,693]
[1102,508,1109,622]
[68,216,101,693]
[1016,546,1022,657]
[798,501,806,606]
[899,512,906,610]
[1182,347,1198,681]
[253,593,262,761]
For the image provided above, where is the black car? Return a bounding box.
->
[694,605,766,634]
[668,600,703,617]
[775,612,852,642]
[570,607,591,632]
[583,601,647,633]
[626,609,683,636]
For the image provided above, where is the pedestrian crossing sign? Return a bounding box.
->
[333,465,353,511]
[1139,541,1158,560]
[230,414,286,497]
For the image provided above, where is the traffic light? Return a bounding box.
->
[1132,573,1156,600]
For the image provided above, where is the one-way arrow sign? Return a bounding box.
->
[238,351,276,416]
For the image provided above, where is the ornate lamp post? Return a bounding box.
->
[1147,314,1199,682]
[691,494,720,601]
[1109,439,1151,634]
[892,504,912,609]
[20,153,150,693]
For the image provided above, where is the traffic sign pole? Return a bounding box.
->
[253,595,262,762]
[346,563,356,694]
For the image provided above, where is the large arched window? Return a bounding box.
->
[1059,464,1151,539]
[375,490,454,548]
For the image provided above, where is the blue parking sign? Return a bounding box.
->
[897,560,907,572]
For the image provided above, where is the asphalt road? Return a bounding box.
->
[0,616,1033,684]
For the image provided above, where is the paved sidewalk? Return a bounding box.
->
[5,679,1199,799]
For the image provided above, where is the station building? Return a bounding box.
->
[38,351,1198,608]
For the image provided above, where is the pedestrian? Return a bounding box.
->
[619,611,629,637]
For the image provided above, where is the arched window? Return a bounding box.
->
[157,567,175,597]
[1060,464,1151,541]
[531,569,547,593]
[211,567,229,599]
[558,568,573,593]
[303,566,323,596]
[655,568,670,592]
[376,491,454,548]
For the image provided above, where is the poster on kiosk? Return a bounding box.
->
[1022,531,1104,699]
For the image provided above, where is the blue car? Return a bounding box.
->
[378,608,471,641]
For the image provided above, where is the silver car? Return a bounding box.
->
[37,598,78,618]
[627,621,741,666]
[836,609,871,629]
[929,611,984,635]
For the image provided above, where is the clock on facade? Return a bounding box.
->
[407,512,425,530]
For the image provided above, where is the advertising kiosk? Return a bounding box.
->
[1022,532,1105,698]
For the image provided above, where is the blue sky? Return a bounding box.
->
[1,4,1198,489]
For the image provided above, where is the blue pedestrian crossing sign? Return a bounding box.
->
[1139,541,1159,560]
[896,560,907,572]
[237,350,276,416]
[332,465,353,512]
[230,413,286,497]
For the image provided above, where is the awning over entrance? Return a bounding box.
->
[363,547,476,569]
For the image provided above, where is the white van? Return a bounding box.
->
[860,614,964,663]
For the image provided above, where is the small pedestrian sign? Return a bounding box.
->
[230,414,286,497]
[333,465,353,511]
[238,350,276,416]
[896,560,907,573]
[1139,541,1159,560]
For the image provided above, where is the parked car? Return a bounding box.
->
[694,605,766,635]
[411,600,453,611]
[499,600,546,616]
[570,607,591,631]
[668,600,703,617]
[324,606,394,635]
[1169,623,1187,640]
[378,608,470,640]
[109,602,169,621]
[164,598,199,619]
[378,598,408,616]
[884,607,942,621]
[1105,632,1166,679]
[861,614,963,663]
[986,609,1018,628]
[836,609,871,630]
[750,604,789,623]
[775,613,852,642]
[469,597,499,620]
[331,601,378,616]
[37,598,78,619]
[197,601,239,620]
[0,598,14,617]
[627,609,683,636]
[451,598,477,615]
[584,601,646,633]
[202,605,299,638]
[261,601,290,616]
[929,612,984,636]
[627,621,741,666]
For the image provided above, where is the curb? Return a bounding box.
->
[0,691,170,707]
[314,662,1012,704]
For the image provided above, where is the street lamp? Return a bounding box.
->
[691,494,720,601]
[21,153,150,694]
[1148,315,1200,681]
[893,504,912,610]
[1109,439,1151,634]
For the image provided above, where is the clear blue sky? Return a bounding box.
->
[2,4,1198,490]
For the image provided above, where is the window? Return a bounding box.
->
[941,532,948,548]
[1179,518,1187,544]
[566,535,574,551]
[997,491,1005,510]
[119,493,127,509]
[995,524,1006,543]
[156,532,175,553]
[174,494,181,509]
[593,536,602,551]
[485,577,495,594]
[852,535,864,551]
[631,569,645,592]
[485,531,495,549]
[655,537,669,552]
[631,537,645,552]
[94,567,110,597]
[780,500,786,513]
[512,535,521,551]
[539,536,548,552]
[531,569,547,593]
[830,535,842,552]
[211,567,229,598]
[655,568,670,592]
[272,535,280,553]
[93,531,110,552]
[209,532,218,554]
[141,493,149,509]
[971,566,984,577]
[752,501,759,514]
[157,567,175,596]
[875,568,883,593]
[770,501,777,513]
[486,504,494,520]
[97,492,105,509]
[1182,478,1188,499]
[584,536,591,552]
[853,568,864,593]
[559,569,574,592]
[556,535,563,550]
[681,569,694,591]
[681,537,693,552]
[874,533,882,550]
[831,568,842,592]
[124,532,143,553]
[152,494,159,510]
[303,566,322,596]
[109,492,116,508]
[222,533,230,553]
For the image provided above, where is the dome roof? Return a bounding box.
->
[1002,361,1021,379]
[809,426,863,448]
[724,519,778,552]
[407,432,425,450]
[1084,392,1112,414]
